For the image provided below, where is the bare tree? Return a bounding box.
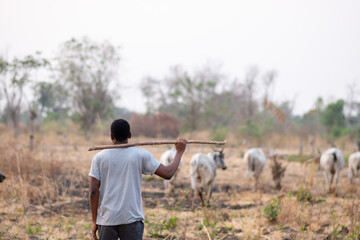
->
[141,77,165,114]
[29,103,37,151]
[244,66,259,118]
[345,81,357,120]
[262,70,277,102]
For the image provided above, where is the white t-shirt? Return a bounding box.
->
[89,147,160,226]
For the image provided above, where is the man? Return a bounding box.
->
[89,119,187,240]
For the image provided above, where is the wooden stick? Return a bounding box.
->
[88,140,226,151]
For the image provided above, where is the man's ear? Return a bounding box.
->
[111,134,117,143]
[128,132,132,139]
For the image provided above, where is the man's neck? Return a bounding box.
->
[114,140,128,144]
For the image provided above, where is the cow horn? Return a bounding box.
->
[220,146,225,152]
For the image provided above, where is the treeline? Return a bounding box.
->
[141,66,360,149]
[0,37,120,140]
[0,37,359,149]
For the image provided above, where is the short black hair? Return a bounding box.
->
[111,119,130,141]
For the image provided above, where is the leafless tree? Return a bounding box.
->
[244,66,259,118]
[262,70,277,102]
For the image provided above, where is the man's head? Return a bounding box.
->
[111,119,131,143]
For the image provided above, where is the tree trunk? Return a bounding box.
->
[29,110,37,151]
[310,138,315,155]
[299,139,303,156]
[30,122,34,151]
[64,132,68,151]
[10,110,20,138]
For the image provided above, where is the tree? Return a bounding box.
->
[262,70,277,102]
[55,37,120,139]
[244,66,259,119]
[141,76,163,114]
[0,53,49,138]
[141,65,222,131]
[321,100,346,140]
[34,81,69,120]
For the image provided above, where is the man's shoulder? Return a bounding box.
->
[129,147,153,158]
[96,147,151,157]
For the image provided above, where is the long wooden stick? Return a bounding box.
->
[88,140,226,151]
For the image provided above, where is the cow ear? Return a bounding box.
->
[317,148,322,155]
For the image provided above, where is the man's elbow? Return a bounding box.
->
[90,188,99,198]
[163,174,173,180]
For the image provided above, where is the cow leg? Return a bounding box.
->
[254,174,259,191]
[349,168,354,184]
[190,175,197,210]
[164,180,169,196]
[330,173,335,193]
[206,184,213,207]
[323,171,330,192]
[198,189,205,206]
[168,178,174,194]
[334,170,340,192]
[191,189,196,211]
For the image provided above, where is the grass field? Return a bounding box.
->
[0,131,359,239]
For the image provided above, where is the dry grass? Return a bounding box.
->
[0,129,360,239]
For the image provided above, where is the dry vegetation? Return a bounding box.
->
[0,128,360,240]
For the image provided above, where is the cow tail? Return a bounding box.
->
[332,152,337,162]
[250,156,255,172]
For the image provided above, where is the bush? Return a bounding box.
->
[210,127,228,141]
[296,186,312,202]
[264,198,281,222]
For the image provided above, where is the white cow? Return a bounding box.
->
[243,148,267,189]
[320,148,345,192]
[190,149,226,209]
[348,152,360,184]
[159,148,182,195]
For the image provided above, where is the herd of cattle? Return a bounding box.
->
[160,147,360,208]
[1,147,359,208]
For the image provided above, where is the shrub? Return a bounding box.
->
[296,186,312,202]
[264,198,281,222]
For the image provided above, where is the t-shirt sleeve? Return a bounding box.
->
[141,150,161,175]
[89,154,101,181]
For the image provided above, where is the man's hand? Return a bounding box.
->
[92,223,98,240]
[155,137,187,180]
[175,137,187,154]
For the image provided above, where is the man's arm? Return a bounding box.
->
[155,138,187,180]
[89,177,100,240]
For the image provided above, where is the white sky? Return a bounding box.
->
[1,0,360,115]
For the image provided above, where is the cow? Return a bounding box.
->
[159,148,182,195]
[319,148,345,192]
[243,148,267,189]
[190,148,226,209]
[348,152,360,184]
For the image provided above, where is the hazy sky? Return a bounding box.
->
[1,0,360,115]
